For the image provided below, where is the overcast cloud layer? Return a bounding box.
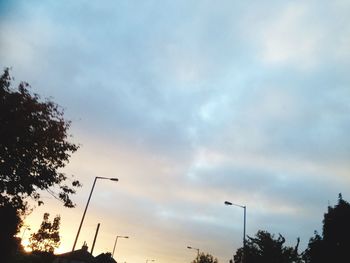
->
[1,1,350,262]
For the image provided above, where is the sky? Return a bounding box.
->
[1,0,350,262]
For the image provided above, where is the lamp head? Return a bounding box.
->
[110,178,119,181]
[224,201,233,205]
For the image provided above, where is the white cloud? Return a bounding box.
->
[2,1,350,262]
[257,3,323,69]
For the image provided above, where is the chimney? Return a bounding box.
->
[82,241,88,251]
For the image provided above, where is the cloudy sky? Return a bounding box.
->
[1,0,350,262]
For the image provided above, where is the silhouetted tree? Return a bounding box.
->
[1,68,81,262]
[303,193,350,263]
[302,231,324,263]
[29,213,61,253]
[192,252,219,263]
[234,230,301,263]
[0,204,23,262]
[0,68,81,212]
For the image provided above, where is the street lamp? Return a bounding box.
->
[112,235,129,258]
[72,176,119,251]
[224,201,246,263]
[187,246,200,260]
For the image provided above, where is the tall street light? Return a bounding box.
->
[112,235,129,258]
[187,246,200,261]
[224,201,246,263]
[72,176,119,251]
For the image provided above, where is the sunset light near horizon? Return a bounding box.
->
[1,1,350,263]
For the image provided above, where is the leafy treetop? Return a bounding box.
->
[234,230,301,263]
[29,213,61,253]
[303,193,350,263]
[0,68,81,211]
[192,252,219,263]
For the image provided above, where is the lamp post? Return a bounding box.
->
[112,235,129,258]
[224,201,246,263]
[72,176,119,251]
[187,246,200,261]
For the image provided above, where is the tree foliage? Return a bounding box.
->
[302,232,324,263]
[0,204,23,263]
[234,230,301,263]
[303,193,350,263]
[192,252,219,263]
[29,213,61,253]
[0,68,81,211]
